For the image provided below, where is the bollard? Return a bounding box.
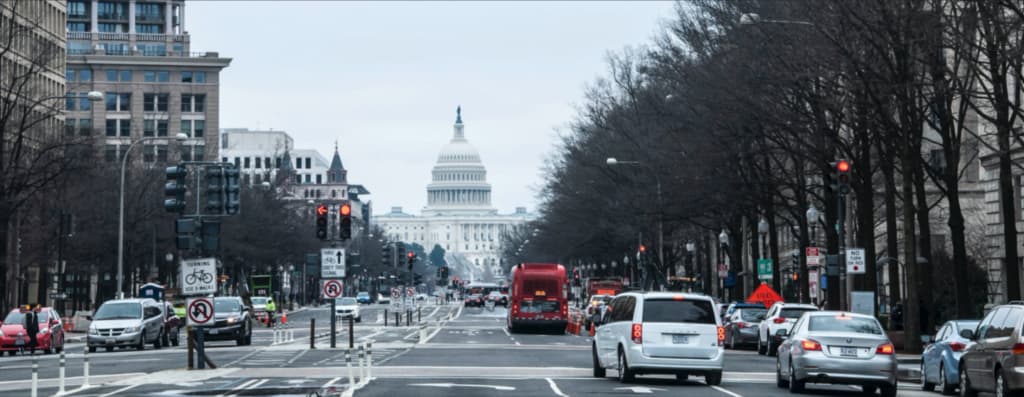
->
[30,355,38,397]
[310,318,316,349]
[348,315,354,349]
[83,345,90,387]
[418,307,421,323]
[186,327,194,370]
[395,312,399,326]
[419,325,427,344]
[345,349,355,389]
[289,324,295,342]
[384,309,388,327]
[367,340,373,380]
[58,349,66,394]
[272,324,278,344]
[358,343,366,383]
[406,310,411,326]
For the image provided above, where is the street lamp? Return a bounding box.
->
[606,157,664,290]
[806,204,820,246]
[116,132,189,298]
[719,229,730,299]
[739,12,815,26]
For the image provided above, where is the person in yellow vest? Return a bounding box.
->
[265,298,276,326]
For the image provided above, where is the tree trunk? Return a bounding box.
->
[769,205,781,293]
[998,121,1021,302]
[0,210,9,311]
[879,141,902,316]
[913,165,934,333]
[902,149,922,354]
[855,156,877,317]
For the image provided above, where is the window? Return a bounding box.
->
[305,158,311,169]
[144,71,157,82]
[316,174,322,184]
[808,315,883,335]
[244,157,251,169]
[156,145,167,162]
[79,70,92,81]
[194,145,205,161]
[104,119,131,137]
[67,22,87,32]
[143,144,155,162]
[265,157,271,169]
[143,120,167,137]
[120,70,132,81]
[143,94,168,112]
[254,174,262,184]
[641,299,717,324]
[295,175,301,184]
[65,119,77,136]
[181,94,205,112]
[180,146,192,162]
[136,24,161,34]
[105,93,130,111]
[98,23,125,32]
[195,72,206,83]
[181,71,192,83]
[296,158,302,169]
[79,119,93,136]
[105,145,118,162]
[180,120,203,137]
[66,69,76,81]
[106,70,117,81]
[68,1,88,18]
[305,174,312,183]
[234,157,240,168]
[97,1,127,20]
[107,69,132,81]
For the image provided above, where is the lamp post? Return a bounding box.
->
[116,132,188,299]
[719,229,729,300]
[685,241,696,290]
[758,218,769,285]
[607,157,664,290]
[739,13,815,26]
[806,205,820,246]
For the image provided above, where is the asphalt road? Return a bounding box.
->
[0,302,982,397]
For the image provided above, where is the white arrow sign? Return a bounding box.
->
[409,383,515,391]
[615,386,668,394]
[321,248,345,278]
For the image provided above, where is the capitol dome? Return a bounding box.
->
[423,107,496,216]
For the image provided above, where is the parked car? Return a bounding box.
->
[0,307,65,355]
[464,293,484,307]
[335,297,361,322]
[724,307,768,349]
[377,293,391,305]
[201,296,252,346]
[87,298,165,352]
[775,311,897,397]
[592,292,724,385]
[921,319,979,395]
[485,291,507,306]
[356,291,373,304]
[958,302,1024,397]
[160,301,182,347]
[758,302,819,356]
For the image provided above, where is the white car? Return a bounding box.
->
[592,292,724,385]
[335,297,361,322]
[757,302,818,356]
[377,293,391,305]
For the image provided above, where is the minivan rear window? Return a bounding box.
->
[780,308,816,319]
[642,299,716,324]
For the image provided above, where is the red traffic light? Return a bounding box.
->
[340,203,352,216]
[316,204,328,216]
[407,252,414,259]
[836,160,850,172]
[639,244,647,253]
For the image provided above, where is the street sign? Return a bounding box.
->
[747,283,783,308]
[391,287,400,300]
[321,248,345,278]
[322,279,343,299]
[406,287,415,298]
[806,247,820,266]
[825,254,840,276]
[723,272,737,288]
[186,297,214,327]
[717,263,728,278]
[850,291,874,315]
[181,258,217,296]
[757,259,773,280]
[846,248,866,274]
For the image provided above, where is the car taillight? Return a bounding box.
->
[631,323,643,344]
[561,302,568,318]
[801,339,822,351]
[773,317,786,324]
[949,341,966,352]
[512,303,519,315]
[876,343,894,355]
[717,326,726,346]
[1012,343,1024,355]
[736,321,746,328]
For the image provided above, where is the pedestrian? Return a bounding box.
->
[24,305,39,354]
[265,297,276,326]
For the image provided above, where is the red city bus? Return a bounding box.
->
[507,263,568,333]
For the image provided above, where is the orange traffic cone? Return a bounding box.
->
[589,322,596,337]
[280,310,287,324]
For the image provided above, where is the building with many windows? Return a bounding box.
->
[64,0,230,164]
[374,109,531,281]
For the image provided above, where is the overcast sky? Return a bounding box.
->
[187,1,676,215]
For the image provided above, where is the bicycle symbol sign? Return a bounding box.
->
[322,279,343,299]
[187,298,214,326]
[180,258,217,295]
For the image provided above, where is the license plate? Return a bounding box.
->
[16,339,24,346]
[672,335,689,344]
[209,329,219,335]
[105,339,115,345]
[840,347,857,357]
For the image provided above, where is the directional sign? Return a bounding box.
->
[846,248,866,274]
[181,258,217,296]
[757,259,773,280]
[186,297,214,326]
[322,279,343,299]
[321,248,345,278]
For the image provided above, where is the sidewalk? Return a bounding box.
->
[896,353,922,383]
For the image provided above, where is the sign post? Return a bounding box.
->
[321,248,345,349]
[322,279,343,348]
[186,298,214,369]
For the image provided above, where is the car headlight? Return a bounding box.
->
[226,316,239,324]
[126,325,141,333]
[39,327,49,334]
[88,326,99,335]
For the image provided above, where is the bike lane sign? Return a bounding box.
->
[181,258,217,295]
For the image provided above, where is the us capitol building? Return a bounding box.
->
[374,108,531,281]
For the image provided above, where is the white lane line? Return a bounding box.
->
[502,327,511,337]
[515,341,521,346]
[246,379,269,390]
[223,349,263,367]
[712,385,744,397]
[285,349,309,366]
[322,377,341,389]
[427,306,441,319]
[215,379,259,397]
[99,384,139,397]
[545,377,570,397]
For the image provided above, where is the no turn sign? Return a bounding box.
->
[187,297,214,327]
[322,279,343,299]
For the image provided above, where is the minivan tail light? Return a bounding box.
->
[631,323,643,344]
[876,343,894,355]
[773,317,786,324]
[736,321,746,329]
[801,339,822,351]
[1012,343,1024,355]
[512,303,519,315]
[949,341,966,352]
[717,326,726,346]
[561,302,568,318]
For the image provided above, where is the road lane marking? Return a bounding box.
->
[215,379,259,397]
[409,382,516,391]
[322,377,341,389]
[221,349,263,367]
[712,385,744,397]
[99,384,139,397]
[546,378,569,397]
[503,328,511,336]
[284,349,309,366]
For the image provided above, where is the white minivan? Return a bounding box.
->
[592,292,724,384]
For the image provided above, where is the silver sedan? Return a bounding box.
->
[775,311,897,396]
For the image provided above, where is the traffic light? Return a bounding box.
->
[834,159,851,195]
[339,201,352,240]
[381,244,391,266]
[414,273,423,285]
[201,218,221,253]
[573,268,581,285]
[175,217,196,250]
[396,243,406,267]
[407,251,415,271]
[224,165,241,215]
[204,166,225,214]
[791,272,799,281]
[315,203,328,240]
[791,252,799,267]
[164,165,188,213]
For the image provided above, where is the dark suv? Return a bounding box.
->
[201,297,252,346]
[959,302,1024,396]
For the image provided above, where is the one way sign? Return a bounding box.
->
[321,248,345,278]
